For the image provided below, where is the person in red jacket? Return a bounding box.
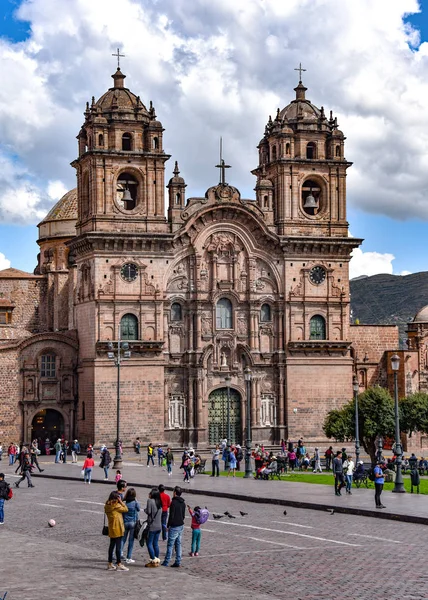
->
[82,452,95,484]
[158,484,171,541]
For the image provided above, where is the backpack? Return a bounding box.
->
[194,508,209,525]
[7,486,13,500]
[368,468,376,482]
[236,450,243,461]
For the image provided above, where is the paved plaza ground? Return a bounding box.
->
[1,457,428,599]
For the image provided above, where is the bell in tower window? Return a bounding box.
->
[117,172,138,210]
[302,179,321,216]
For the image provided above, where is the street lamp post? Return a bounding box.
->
[107,326,131,469]
[244,367,253,479]
[225,374,231,469]
[353,376,360,466]
[391,353,405,493]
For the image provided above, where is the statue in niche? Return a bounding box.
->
[220,352,228,368]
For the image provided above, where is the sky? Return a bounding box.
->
[0,0,427,278]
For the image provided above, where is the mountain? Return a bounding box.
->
[350,272,428,344]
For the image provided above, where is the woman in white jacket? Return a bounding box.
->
[344,455,355,494]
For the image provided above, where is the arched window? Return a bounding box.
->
[263,195,269,208]
[175,193,181,205]
[41,354,56,378]
[306,142,317,159]
[122,132,132,151]
[171,303,182,321]
[216,298,233,329]
[121,313,138,340]
[272,146,277,161]
[260,303,272,322]
[302,179,321,216]
[310,315,326,340]
[153,137,159,150]
[285,142,290,155]
[335,145,341,157]
[98,133,104,147]
[116,172,138,210]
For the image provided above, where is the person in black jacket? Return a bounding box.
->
[332,451,345,496]
[161,486,185,567]
[15,452,34,488]
[0,473,11,524]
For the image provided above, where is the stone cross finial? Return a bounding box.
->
[294,62,306,82]
[112,47,125,69]
[215,137,231,185]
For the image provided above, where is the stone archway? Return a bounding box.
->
[208,388,242,445]
[31,409,64,453]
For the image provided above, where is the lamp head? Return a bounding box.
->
[391,353,400,371]
[352,376,359,394]
[244,366,252,382]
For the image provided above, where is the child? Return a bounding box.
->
[115,470,122,483]
[187,505,203,556]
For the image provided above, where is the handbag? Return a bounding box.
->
[102,514,109,536]
[138,507,160,547]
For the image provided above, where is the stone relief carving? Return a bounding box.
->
[237,315,248,335]
[201,312,213,335]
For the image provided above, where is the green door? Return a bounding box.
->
[208,388,242,445]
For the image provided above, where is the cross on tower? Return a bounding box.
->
[112,48,125,69]
[215,138,231,185]
[294,62,306,82]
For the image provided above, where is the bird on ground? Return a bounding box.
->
[213,514,224,520]
[224,511,231,516]
[239,511,248,516]
[283,510,287,516]
[227,514,236,519]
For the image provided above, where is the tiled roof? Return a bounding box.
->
[41,188,77,223]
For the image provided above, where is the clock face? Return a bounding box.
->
[309,265,326,285]
[120,263,138,282]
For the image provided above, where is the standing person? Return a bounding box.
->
[374,459,386,509]
[7,443,16,466]
[71,440,80,463]
[333,451,345,496]
[162,486,185,568]
[115,470,122,483]
[100,446,111,481]
[227,447,237,477]
[0,473,12,524]
[14,452,34,488]
[165,447,174,477]
[104,491,129,571]
[147,443,155,467]
[62,440,69,463]
[121,487,140,564]
[117,479,127,499]
[211,445,220,477]
[158,484,171,541]
[325,446,334,471]
[341,447,348,463]
[288,448,297,471]
[344,454,355,494]
[235,445,243,471]
[83,452,94,484]
[313,447,322,473]
[221,444,229,471]
[281,439,287,456]
[187,505,207,557]
[54,439,62,463]
[144,488,163,568]
[157,444,164,467]
[30,441,44,473]
[182,453,191,483]
[134,437,141,455]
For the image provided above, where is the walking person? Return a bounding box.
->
[54,439,62,463]
[30,441,44,473]
[15,452,34,488]
[0,473,12,524]
[7,443,16,466]
[182,453,191,483]
[333,451,345,496]
[162,486,185,568]
[83,452,94,484]
[165,447,174,477]
[134,437,141,456]
[104,491,129,571]
[121,487,140,564]
[71,439,80,463]
[313,447,322,473]
[344,454,355,494]
[144,488,163,568]
[374,459,386,509]
[100,446,111,481]
[157,444,164,467]
[211,444,220,477]
[187,505,207,557]
[147,443,155,467]
[158,484,171,541]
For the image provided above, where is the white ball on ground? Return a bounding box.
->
[48,519,56,527]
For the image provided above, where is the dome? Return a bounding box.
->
[257,178,273,188]
[279,100,321,121]
[38,188,77,240]
[94,69,150,117]
[414,305,428,323]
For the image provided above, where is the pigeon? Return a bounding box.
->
[283,510,287,516]
[213,514,224,520]
[224,511,231,516]
[239,511,248,517]
[227,514,236,519]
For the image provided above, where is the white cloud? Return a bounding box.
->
[47,180,68,200]
[350,248,395,279]
[0,252,11,270]
[0,0,426,226]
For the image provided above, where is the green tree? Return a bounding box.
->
[323,386,395,464]
[400,393,428,437]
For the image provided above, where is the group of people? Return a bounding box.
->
[104,480,206,571]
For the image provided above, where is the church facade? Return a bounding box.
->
[0,67,405,449]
